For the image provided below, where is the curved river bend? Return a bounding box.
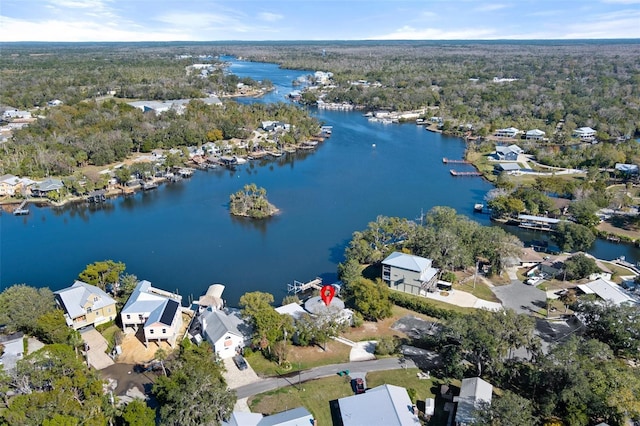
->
[1,58,637,305]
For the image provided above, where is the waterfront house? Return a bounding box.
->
[494,127,519,138]
[54,281,117,330]
[200,308,247,359]
[31,178,64,197]
[455,377,493,426]
[494,144,523,161]
[121,280,183,347]
[615,163,639,176]
[0,174,22,196]
[382,252,439,295]
[337,384,420,426]
[525,129,546,141]
[573,127,596,141]
[577,278,637,306]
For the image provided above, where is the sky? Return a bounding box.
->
[1,0,639,42]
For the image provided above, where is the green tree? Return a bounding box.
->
[0,284,56,334]
[153,343,235,426]
[568,199,600,227]
[77,260,126,291]
[471,391,536,426]
[552,222,595,252]
[562,254,600,280]
[239,291,293,355]
[349,277,392,321]
[2,344,110,425]
[34,309,73,344]
[119,399,156,426]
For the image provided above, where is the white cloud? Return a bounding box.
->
[258,12,283,22]
[0,16,186,42]
[475,3,509,12]
[370,25,497,40]
[602,0,640,4]
[562,10,640,38]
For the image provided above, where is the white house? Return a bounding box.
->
[577,278,637,306]
[121,280,183,347]
[455,377,493,426]
[494,127,519,138]
[337,384,420,426]
[525,129,546,141]
[0,174,22,196]
[382,252,439,296]
[200,308,246,359]
[573,127,596,141]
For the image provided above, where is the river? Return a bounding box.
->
[1,57,638,305]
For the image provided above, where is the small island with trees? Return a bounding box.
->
[229,183,278,219]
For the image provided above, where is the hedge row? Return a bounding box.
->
[388,291,462,321]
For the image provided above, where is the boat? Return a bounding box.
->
[142,181,158,190]
[474,203,484,212]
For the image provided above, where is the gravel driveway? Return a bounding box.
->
[491,280,546,314]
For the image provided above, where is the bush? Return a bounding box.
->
[375,337,397,356]
[388,291,460,321]
[351,311,364,328]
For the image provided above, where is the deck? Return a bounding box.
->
[287,277,323,294]
[13,200,29,215]
[450,169,482,177]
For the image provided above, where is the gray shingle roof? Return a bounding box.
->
[201,309,243,344]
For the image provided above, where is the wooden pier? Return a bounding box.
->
[450,169,482,177]
[287,277,323,294]
[442,158,470,164]
[13,199,29,215]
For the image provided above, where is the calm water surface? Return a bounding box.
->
[1,58,638,305]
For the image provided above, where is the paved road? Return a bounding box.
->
[234,357,417,399]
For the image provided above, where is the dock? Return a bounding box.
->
[450,170,482,177]
[142,181,159,191]
[287,277,323,294]
[13,199,29,215]
[443,158,470,164]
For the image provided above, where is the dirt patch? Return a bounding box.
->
[342,306,434,342]
[116,312,192,364]
[100,362,158,397]
[598,219,640,240]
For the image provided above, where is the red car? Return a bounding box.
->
[354,378,365,394]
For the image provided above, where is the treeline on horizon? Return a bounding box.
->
[1,41,639,179]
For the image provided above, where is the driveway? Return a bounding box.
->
[491,280,546,314]
[80,327,114,370]
[223,356,261,389]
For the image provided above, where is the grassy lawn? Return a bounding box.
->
[452,280,500,302]
[366,368,438,403]
[248,375,353,425]
[99,325,121,352]
[600,261,637,283]
[245,341,351,377]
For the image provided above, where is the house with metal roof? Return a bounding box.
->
[382,252,439,296]
[494,144,523,161]
[0,174,23,196]
[54,281,117,330]
[31,178,64,197]
[494,127,519,138]
[614,163,639,175]
[121,280,183,347]
[454,377,493,426]
[525,129,546,140]
[577,278,637,306]
[573,126,596,141]
[337,384,420,426]
[494,162,521,174]
[222,407,314,426]
[200,308,247,359]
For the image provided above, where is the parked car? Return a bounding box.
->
[353,378,365,394]
[233,355,248,371]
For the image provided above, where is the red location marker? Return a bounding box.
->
[320,285,336,306]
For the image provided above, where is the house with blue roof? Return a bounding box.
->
[121,280,183,347]
[382,252,439,296]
